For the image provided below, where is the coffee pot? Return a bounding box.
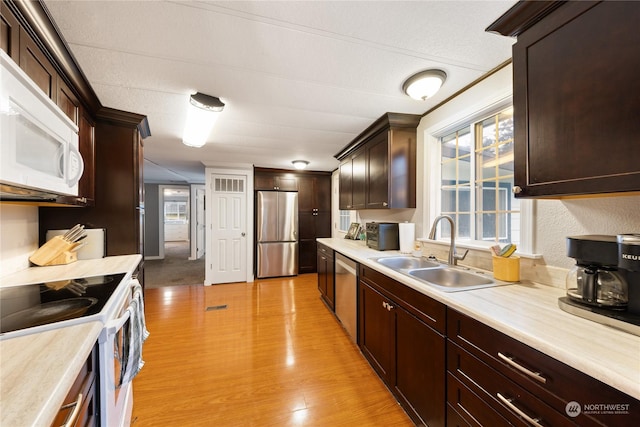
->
[566,265,628,308]
[565,235,628,309]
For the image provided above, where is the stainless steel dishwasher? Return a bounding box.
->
[334,253,357,343]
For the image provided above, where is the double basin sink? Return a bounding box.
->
[373,256,500,292]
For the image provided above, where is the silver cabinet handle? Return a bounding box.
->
[498,352,547,384]
[497,393,543,427]
[513,186,523,194]
[382,202,388,207]
[60,392,84,427]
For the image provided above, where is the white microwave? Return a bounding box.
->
[0,50,83,199]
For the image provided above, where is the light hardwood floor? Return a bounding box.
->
[132,274,413,426]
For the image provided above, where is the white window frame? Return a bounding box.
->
[338,210,352,233]
[425,96,534,255]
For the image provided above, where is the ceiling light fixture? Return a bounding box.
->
[402,69,447,101]
[182,92,225,147]
[292,160,309,170]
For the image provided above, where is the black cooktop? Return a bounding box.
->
[0,273,125,335]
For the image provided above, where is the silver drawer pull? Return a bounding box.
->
[60,392,83,427]
[498,352,547,384]
[497,393,543,427]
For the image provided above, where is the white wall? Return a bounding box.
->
[0,205,39,277]
[536,197,640,269]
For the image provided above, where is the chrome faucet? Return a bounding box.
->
[428,215,468,266]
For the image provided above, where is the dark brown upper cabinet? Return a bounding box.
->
[488,0,640,198]
[336,113,420,210]
[1,2,20,59]
[254,169,299,191]
[1,0,103,206]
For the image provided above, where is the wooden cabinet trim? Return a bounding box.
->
[334,112,421,161]
[485,0,564,37]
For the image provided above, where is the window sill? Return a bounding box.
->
[416,237,543,260]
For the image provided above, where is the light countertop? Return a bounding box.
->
[0,254,141,427]
[318,238,640,401]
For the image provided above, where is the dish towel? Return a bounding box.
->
[119,282,150,387]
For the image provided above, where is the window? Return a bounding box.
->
[164,201,188,224]
[339,210,351,232]
[438,107,519,245]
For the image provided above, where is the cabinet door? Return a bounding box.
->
[254,173,277,190]
[316,247,334,308]
[297,176,315,212]
[1,3,20,59]
[396,307,446,427]
[57,78,80,125]
[351,149,367,209]
[359,282,395,385]
[339,160,353,209]
[326,251,334,308]
[77,110,95,204]
[299,238,317,274]
[255,172,298,191]
[366,131,389,208]
[315,175,331,212]
[19,27,57,99]
[512,1,640,197]
[277,175,298,191]
[317,248,327,296]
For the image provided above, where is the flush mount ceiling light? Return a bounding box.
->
[292,160,309,170]
[402,69,447,101]
[182,92,225,148]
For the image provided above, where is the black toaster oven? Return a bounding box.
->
[366,222,399,251]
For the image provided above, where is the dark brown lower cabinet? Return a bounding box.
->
[359,265,446,427]
[447,309,640,427]
[52,345,97,427]
[316,243,334,309]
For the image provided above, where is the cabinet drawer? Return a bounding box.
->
[446,403,473,427]
[447,372,511,427]
[448,310,640,426]
[317,242,333,257]
[359,265,446,333]
[448,341,577,427]
[52,347,96,427]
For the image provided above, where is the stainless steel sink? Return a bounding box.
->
[374,256,442,270]
[408,267,495,291]
[372,255,506,292]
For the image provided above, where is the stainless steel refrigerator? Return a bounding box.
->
[256,191,298,278]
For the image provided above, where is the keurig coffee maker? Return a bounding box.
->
[559,234,640,336]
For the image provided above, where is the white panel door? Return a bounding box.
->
[210,175,247,284]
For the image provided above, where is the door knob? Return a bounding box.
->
[241,232,246,237]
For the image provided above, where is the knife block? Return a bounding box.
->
[29,235,78,266]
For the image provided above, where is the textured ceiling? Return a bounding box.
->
[44,0,516,183]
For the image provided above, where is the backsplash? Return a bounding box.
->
[0,205,39,278]
[417,240,568,289]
